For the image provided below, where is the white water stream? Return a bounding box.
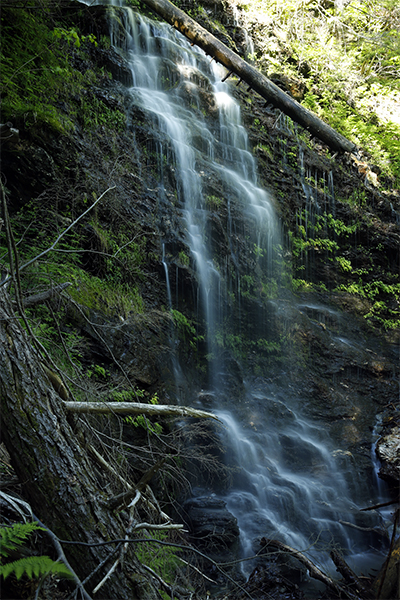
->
[86,2,390,590]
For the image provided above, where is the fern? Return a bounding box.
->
[0,555,73,580]
[0,522,73,581]
[0,522,44,558]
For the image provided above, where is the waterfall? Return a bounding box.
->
[87,1,388,590]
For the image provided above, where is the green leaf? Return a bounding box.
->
[0,522,44,558]
[0,556,73,580]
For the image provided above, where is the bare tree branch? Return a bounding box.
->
[31,514,93,600]
[22,282,71,307]
[64,401,220,421]
[260,538,360,599]
[0,186,116,287]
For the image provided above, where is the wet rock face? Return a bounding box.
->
[376,426,400,483]
[67,306,169,386]
[182,492,240,568]
[3,144,56,212]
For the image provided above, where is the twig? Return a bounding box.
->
[88,444,171,521]
[22,282,72,307]
[221,70,233,82]
[144,484,171,522]
[142,564,180,598]
[46,299,78,372]
[339,519,389,539]
[92,557,120,595]
[31,514,93,600]
[2,183,71,398]
[58,537,255,600]
[108,458,166,510]
[132,522,185,532]
[360,499,399,511]
[62,296,139,394]
[176,556,216,583]
[127,490,141,509]
[93,504,139,595]
[79,543,122,588]
[0,186,115,287]
[88,445,134,491]
[0,491,33,521]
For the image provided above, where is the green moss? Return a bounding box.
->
[0,6,122,137]
[135,531,180,588]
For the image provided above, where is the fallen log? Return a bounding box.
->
[330,549,375,599]
[63,401,220,420]
[260,538,359,599]
[138,0,356,153]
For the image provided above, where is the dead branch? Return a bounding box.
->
[108,457,167,510]
[132,522,185,532]
[176,555,216,584]
[60,536,255,600]
[63,401,220,421]
[141,564,188,599]
[22,282,71,307]
[260,538,359,599]
[32,514,93,600]
[360,499,399,511]
[0,186,116,288]
[330,549,375,599]
[339,519,389,540]
[373,508,399,600]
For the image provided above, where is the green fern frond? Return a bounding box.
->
[0,555,73,580]
[0,522,44,558]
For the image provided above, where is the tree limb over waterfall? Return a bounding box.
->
[260,538,362,599]
[64,401,220,421]
[139,0,357,153]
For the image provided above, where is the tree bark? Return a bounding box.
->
[139,0,356,153]
[0,286,159,600]
[372,510,400,600]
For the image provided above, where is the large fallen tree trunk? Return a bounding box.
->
[0,285,160,600]
[138,0,356,153]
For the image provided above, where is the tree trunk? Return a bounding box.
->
[139,0,356,153]
[0,286,159,600]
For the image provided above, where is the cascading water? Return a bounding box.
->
[88,1,390,592]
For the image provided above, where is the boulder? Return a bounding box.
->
[376,426,400,483]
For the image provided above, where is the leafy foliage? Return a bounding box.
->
[0,5,124,135]
[113,389,163,434]
[239,0,400,186]
[1,555,72,581]
[135,531,180,585]
[0,522,72,581]
[0,522,43,558]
